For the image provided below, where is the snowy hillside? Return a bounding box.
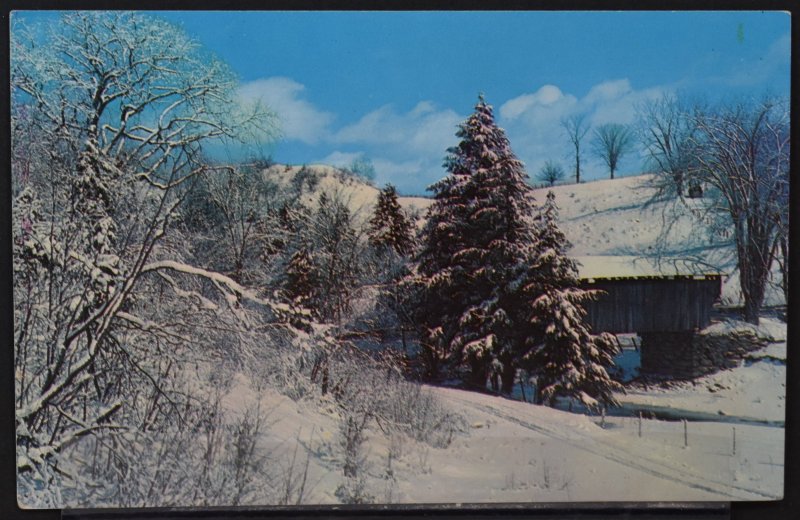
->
[265,166,775,307]
[262,167,711,258]
[528,175,783,306]
[533,175,665,256]
[216,369,783,503]
[262,163,433,224]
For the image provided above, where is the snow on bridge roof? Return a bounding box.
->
[573,256,724,281]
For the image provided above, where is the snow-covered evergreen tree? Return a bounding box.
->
[309,191,364,323]
[412,95,541,389]
[368,184,415,256]
[284,248,318,315]
[412,98,621,402]
[525,192,622,409]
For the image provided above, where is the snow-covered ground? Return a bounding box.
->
[220,309,787,504]
[426,386,783,502]
[616,318,787,426]
[218,370,784,503]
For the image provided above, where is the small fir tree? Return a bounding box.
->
[284,248,318,314]
[526,192,622,409]
[368,184,415,256]
[312,192,362,323]
[530,290,621,409]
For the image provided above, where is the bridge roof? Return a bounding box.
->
[574,256,724,281]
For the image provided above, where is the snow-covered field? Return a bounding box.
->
[427,386,783,502]
[219,363,784,503]
[216,316,786,504]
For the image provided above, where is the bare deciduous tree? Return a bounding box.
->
[348,156,377,182]
[686,98,789,324]
[561,114,590,184]
[591,123,635,179]
[637,94,697,198]
[537,160,566,187]
[197,165,287,284]
[12,11,278,482]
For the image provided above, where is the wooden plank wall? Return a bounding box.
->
[581,278,722,333]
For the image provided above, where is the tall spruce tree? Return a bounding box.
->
[369,184,415,256]
[526,192,622,409]
[413,95,541,390]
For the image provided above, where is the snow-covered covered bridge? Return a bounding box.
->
[575,256,723,378]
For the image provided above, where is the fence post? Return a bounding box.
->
[683,419,688,448]
[733,427,736,455]
[638,412,642,438]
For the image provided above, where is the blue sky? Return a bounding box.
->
[12,11,791,195]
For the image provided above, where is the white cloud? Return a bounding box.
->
[238,77,334,144]
[497,79,672,180]
[326,102,466,193]
[334,101,463,157]
[585,82,666,126]
[500,85,572,120]
[317,150,364,168]
[583,79,633,105]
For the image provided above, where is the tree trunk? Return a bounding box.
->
[467,354,487,391]
[674,170,683,196]
[500,358,516,395]
[421,341,440,381]
[780,236,788,306]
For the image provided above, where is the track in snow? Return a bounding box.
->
[436,388,780,501]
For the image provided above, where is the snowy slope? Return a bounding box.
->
[428,386,782,502]
[219,375,783,503]
[262,164,432,225]
[267,166,774,306]
[532,175,666,257]
[617,317,787,425]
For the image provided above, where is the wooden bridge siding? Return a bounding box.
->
[582,278,721,334]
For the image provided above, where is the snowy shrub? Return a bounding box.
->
[335,473,374,505]
[334,387,374,505]
[377,380,465,448]
[292,165,321,194]
[339,408,371,480]
[17,378,283,508]
[276,442,312,506]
